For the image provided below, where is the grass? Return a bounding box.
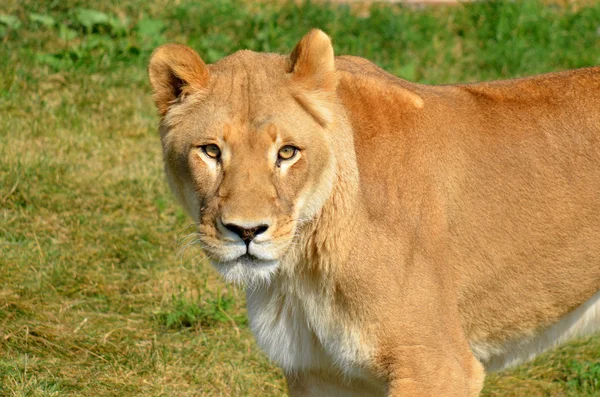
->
[1,0,599,395]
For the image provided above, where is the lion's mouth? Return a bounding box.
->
[204,246,277,267]
[237,253,263,265]
[208,251,280,285]
[197,234,285,285]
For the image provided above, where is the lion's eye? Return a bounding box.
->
[202,144,221,159]
[278,145,298,161]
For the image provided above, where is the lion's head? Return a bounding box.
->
[148,30,345,285]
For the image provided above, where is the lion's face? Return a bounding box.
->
[149,32,339,284]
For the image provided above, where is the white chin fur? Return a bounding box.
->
[211,257,279,287]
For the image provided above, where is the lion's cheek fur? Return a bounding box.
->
[163,160,201,222]
[293,152,336,222]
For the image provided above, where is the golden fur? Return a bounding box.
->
[148,30,600,396]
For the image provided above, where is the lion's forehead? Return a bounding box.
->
[167,50,323,153]
[210,50,287,78]
[204,52,297,114]
[208,77,294,116]
[174,98,313,148]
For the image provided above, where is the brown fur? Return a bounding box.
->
[148,30,600,396]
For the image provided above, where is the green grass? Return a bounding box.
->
[1,0,600,395]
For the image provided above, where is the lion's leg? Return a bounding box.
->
[386,349,485,397]
[468,356,486,397]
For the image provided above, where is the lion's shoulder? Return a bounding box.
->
[336,55,402,82]
[335,55,426,112]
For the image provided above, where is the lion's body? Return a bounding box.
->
[339,58,600,365]
[149,31,600,396]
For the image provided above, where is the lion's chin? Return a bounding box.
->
[210,254,279,287]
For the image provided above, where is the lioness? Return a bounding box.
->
[148,30,600,396]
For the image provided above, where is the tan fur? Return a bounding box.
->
[148,30,600,396]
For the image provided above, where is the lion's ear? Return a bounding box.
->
[288,29,337,126]
[289,29,336,91]
[148,44,209,116]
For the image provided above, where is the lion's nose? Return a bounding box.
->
[222,222,270,245]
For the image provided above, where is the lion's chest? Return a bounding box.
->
[245,282,373,376]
